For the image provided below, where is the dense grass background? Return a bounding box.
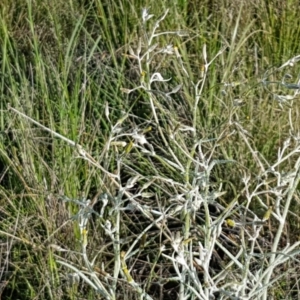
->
[1,0,300,299]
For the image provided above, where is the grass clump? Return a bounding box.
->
[1,0,300,299]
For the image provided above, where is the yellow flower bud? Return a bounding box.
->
[225,219,236,228]
[262,206,273,221]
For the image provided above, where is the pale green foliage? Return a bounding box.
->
[2,1,300,300]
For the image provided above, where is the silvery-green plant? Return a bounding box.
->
[8,7,300,300]
[120,9,300,300]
